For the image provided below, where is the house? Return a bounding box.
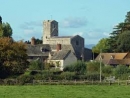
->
[95,53,130,66]
[47,50,77,70]
[27,20,92,70]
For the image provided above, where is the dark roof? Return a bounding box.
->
[50,50,71,60]
[26,44,51,56]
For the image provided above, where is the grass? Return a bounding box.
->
[0,85,130,98]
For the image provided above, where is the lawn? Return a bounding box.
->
[0,85,130,98]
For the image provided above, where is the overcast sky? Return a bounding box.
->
[0,0,130,45]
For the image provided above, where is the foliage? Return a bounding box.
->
[114,65,130,79]
[108,11,130,52]
[29,60,43,70]
[116,31,130,52]
[64,61,87,75]
[17,74,33,85]
[87,61,104,73]
[0,37,28,78]
[60,72,75,80]
[102,65,113,77]
[92,38,110,53]
[86,72,104,81]
[25,38,42,44]
[1,22,13,37]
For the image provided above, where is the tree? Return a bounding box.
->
[116,31,130,52]
[2,22,12,37]
[92,38,110,53]
[0,37,28,78]
[108,11,130,52]
[0,16,13,37]
[0,16,3,37]
[25,38,42,44]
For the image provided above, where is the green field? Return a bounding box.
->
[0,85,130,98]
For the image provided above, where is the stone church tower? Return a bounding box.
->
[43,20,58,44]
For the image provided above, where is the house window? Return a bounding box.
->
[76,40,79,45]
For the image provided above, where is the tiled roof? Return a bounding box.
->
[95,53,130,65]
[50,50,71,60]
[26,44,51,56]
[95,53,128,60]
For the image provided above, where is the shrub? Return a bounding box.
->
[29,60,43,70]
[86,72,104,81]
[102,65,113,77]
[87,61,104,73]
[64,60,87,75]
[17,74,33,85]
[114,65,130,79]
[60,72,75,80]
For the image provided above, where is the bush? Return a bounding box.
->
[17,74,33,85]
[60,72,75,80]
[64,60,87,75]
[102,65,113,77]
[114,65,130,79]
[87,61,104,73]
[86,73,104,81]
[29,60,43,70]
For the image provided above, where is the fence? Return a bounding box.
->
[0,79,130,85]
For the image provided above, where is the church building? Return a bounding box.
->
[27,20,92,70]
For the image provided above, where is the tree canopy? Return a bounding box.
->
[92,38,110,53]
[93,11,130,53]
[108,11,130,52]
[0,16,13,37]
[0,37,28,78]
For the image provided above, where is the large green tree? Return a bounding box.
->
[0,37,28,78]
[108,11,130,52]
[0,16,13,37]
[116,31,130,52]
[0,16,3,37]
[2,22,12,37]
[92,38,110,53]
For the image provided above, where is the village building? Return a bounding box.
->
[95,53,130,66]
[27,20,92,70]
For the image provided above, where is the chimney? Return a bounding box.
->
[31,37,35,45]
[57,44,61,51]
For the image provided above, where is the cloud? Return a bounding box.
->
[20,21,42,29]
[69,30,110,44]
[17,20,43,41]
[60,17,87,28]
[73,32,83,36]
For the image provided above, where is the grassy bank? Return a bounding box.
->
[0,85,130,98]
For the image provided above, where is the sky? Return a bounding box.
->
[0,0,130,45]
